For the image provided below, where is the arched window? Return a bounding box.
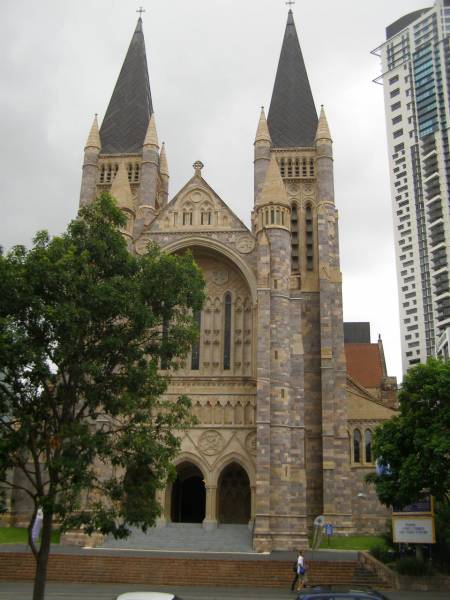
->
[365,430,372,463]
[302,158,307,177]
[279,158,285,177]
[353,429,361,463]
[305,204,314,271]
[223,292,232,370]
[182,211,193,226]
[191,310,201,370]
[309,158,315,177]
[201,210,212,225]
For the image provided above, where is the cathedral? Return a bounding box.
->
[76,11,398,552]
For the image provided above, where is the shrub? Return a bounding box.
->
[395,557,431,576]
[370,542,391,563]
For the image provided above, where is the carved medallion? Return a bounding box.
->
[303,184,313,195]
[190,190,204,203]
[212,269,229,285]
[198,430,225,456]
[288,182,299,194]
[236,236,255,254]
[245,431,257,455]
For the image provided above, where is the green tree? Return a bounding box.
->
[366,357,450,508]
[0,193,205,600]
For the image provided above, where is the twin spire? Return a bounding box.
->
[267,10,318,148]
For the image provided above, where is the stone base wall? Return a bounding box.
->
[351,467,390,534]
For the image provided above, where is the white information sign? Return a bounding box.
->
[393,516,435,544]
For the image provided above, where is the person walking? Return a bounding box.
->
[290,549,306,592]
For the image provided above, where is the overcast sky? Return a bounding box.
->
[0,0,431,382]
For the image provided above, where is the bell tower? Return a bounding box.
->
[78,17,170,246]
[253,9,351,551]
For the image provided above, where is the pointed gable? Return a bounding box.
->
[100,18,153,154]
[267,10,318,148]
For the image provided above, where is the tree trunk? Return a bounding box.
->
[32,510,53,600]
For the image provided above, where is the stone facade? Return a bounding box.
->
[6,12,398,548]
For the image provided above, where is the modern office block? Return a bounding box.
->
[373,0,450,369]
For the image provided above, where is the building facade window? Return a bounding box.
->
[353,429,361,463]
[365,430,372,463]
[223,292,232,370]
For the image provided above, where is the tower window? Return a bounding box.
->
[353,429,361,463]
[309,159,315,177]
[294,158,300,177]
[365,430,372,463]
[191,310,201,370]
[223,292,232,370]
[287,159,293,177]
[305,205,314,271]
[279,158,285,177]
[302,159,307,177]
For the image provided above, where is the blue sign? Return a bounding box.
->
[324,523,333,536]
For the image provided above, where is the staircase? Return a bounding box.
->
[101,522,253,553]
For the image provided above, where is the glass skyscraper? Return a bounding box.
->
[373,0,450,370]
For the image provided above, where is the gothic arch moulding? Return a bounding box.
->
[162,237,257,304]
[212,451,255,488]
[172,451,211,485]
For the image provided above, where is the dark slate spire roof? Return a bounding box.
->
[100,18,153,154]
[267,10,318,148]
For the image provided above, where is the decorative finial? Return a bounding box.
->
[193,160,204,175]
[136,6,145,18]
[285,0,295,8]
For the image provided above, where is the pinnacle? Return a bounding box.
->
[316,105,332,142]
[159,142,169,177]
[85,115,101,150]
[254,107,272,145]
[143,113,159,148]
[258,155,289,207]
[110,162,134,212]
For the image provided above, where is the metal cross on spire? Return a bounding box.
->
[136,6,146,18]
[285,0,295,8]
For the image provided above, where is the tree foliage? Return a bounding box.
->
[0,193,205,600]
[367,357,450,507]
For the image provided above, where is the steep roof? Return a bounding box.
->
[345,343,384,389]
[100,18,153,154]
[267,10,318,148]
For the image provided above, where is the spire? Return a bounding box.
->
[267,10,318,148]
[85,115,101,150]
[159,142,169,177]
[100,18,153,154]
[143,113,159,148]
[258,155,289,206]
[110,162,134,212]
[254,107,272,144]
[316,105,332,142]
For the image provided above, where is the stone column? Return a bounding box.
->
[155,488,167,527]
[203,486,218,530]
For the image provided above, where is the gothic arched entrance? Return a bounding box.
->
[218,462,251,524]
[170,462,206,523]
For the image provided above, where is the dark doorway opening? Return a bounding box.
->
[171,462,205,523]
[218,462,251,524]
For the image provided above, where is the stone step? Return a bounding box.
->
[101,523,253,553]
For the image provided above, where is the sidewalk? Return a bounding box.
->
[0,582,449,600]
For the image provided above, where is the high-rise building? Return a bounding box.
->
[373,0,450,369]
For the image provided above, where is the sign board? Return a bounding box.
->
[324,523,333,536]
[392,516,435,544]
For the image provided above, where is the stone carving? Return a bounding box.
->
[212,269,229,285]
[288,182,299,194]
[245,431,257,455]
[190,190,204,203]
[303,184,313,195]
[236,236,255,254]
[198,429,225,456]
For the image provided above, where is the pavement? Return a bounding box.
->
[0,583,449,600]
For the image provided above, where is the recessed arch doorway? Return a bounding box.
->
[170,462,206,523]
[218,462,251,524]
